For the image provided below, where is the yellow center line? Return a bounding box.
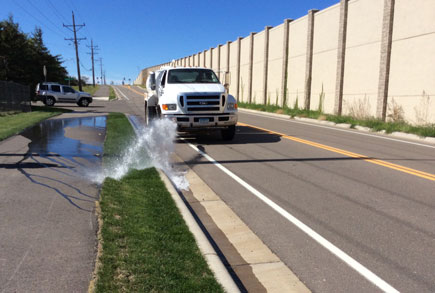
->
[123,85,145,97]
[238,122,435,181]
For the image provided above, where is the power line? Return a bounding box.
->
[25,0,65,35]
[45,0,68,24]
[12,0,65,39]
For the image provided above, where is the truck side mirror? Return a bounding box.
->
[149,72,156,90]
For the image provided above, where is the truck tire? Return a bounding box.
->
[146,105,157,126]
[221,125,236,141]
[44,96,55,106]
[78,98,90,107]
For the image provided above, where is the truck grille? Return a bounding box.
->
[185,94,221,112]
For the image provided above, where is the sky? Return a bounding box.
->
[1,0,338,85]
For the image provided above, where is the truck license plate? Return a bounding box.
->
[199,118,209,124]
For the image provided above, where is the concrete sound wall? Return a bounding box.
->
[267,24,285,107]
[388,0,435,124]
[311,4,340,114]
[252,31,265,105]
[137,0,435,124]
[239,36,251,103]
[343,0,383,118]
[286,17,308,109]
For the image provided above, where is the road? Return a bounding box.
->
[114,85,435,293]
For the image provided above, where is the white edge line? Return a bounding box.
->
[114,86,129,100]
[185,140,400,293]
[241,110,435,149]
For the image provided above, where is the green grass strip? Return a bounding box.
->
[238,102,435,138]
[96,113,223,292]
[0,106,71,141]
[73,85,100,95]
[109,87,116,100]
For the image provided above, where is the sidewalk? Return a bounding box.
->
[0,114,106,292]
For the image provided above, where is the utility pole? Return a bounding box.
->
[87,39,98,87]
[98,58,103,85]
[64,11,86,91]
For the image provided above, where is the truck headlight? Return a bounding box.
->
[227,103,237,110]
[162,104,177,111]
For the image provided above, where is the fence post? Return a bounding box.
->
[334,0,349,116]
[304,9,318,110]
[376,0,395,121]
[281,19,292,107]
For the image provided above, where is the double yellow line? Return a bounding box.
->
[124,85,145,97]
[238,122,435,181]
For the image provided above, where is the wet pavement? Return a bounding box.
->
[0,115,105,292]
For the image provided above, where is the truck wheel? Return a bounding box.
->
[78,98,90,107]
[221,125,236,141]
[44,96,55,107]
[146,106,156,126]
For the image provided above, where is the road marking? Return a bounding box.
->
[183,139,400,293]
[238,122,435,181]
[124,85,145,97]
[114,86,129,100]
[241,110,435,149]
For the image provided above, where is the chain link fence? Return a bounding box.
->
[0,81,31,112]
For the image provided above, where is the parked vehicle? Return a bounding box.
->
[145,67,238,140]
[35,82,93,107]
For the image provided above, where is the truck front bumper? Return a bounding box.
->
[163,113,238,130]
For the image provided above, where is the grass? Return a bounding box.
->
[73,85,100,95]
[95,113,223,292]
[0,106,72,141]
[238,101,435,138]
[109,86,116,100]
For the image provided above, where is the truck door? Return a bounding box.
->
[157,70,167,97]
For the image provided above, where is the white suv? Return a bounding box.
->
[35,82,93,107]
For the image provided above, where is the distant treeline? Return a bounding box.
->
[0,16,77,94]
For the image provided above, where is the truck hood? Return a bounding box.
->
[165,83,225,94]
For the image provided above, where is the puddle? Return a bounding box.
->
[21,116,106,176]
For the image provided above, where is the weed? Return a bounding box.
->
[414,91,432,125]
[345,95,371,119]
[387,98,404,122]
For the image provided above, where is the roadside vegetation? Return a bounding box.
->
[72,85,100,96]
[0,106,71,141]
[94,113,223,292]
[238,102,435,138]
[109,86,116,100]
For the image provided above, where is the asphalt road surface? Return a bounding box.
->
[113,86,435,293]
[33,85,434,292]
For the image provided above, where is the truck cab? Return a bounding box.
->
[145,67,238,140]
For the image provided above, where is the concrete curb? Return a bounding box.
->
[158,170,240,293]
[239,108,435,144]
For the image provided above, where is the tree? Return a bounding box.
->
[0,16,68,94]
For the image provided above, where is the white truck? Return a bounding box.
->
[145,67,238,140]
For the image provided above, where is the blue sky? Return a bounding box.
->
[1,0,338,84]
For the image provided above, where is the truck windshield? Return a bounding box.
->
[167,69,220,84]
